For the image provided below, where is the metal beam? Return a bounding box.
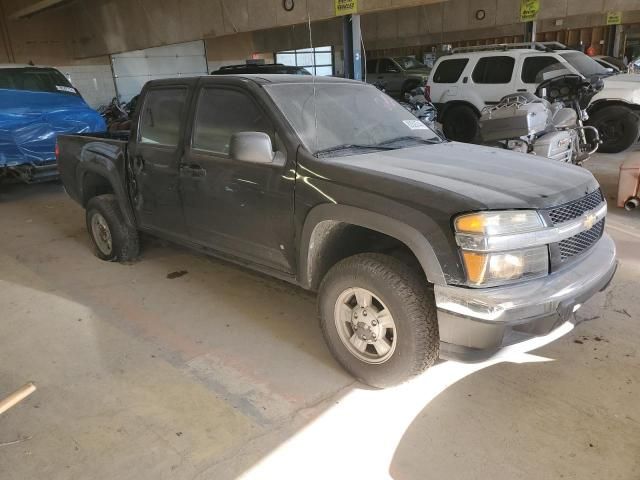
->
[8,0,70,20]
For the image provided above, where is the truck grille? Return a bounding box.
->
[547,189,604,225]
[558,219,605,261]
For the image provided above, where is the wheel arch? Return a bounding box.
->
[588,99,640,116]
[76,143,136,228]
[439,100,482,122]
[298,204,446,290]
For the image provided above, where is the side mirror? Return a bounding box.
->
[230,132,274,164]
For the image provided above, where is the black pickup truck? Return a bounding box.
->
[57,75,617,387]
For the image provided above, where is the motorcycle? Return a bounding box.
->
[373,81,441,134]
[479,72,603,165]
[400,86,441,135]
[97,95,139,133]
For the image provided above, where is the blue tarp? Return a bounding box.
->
[0,89,106,168]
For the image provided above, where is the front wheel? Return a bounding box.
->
[318,253,439,388]
[588,106,639,153]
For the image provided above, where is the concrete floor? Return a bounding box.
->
[0,150,638,480]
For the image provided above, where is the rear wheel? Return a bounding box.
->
[318,253,439,388]
[86,194,139,262]
[442,104,480,143]
[588,105,639,153]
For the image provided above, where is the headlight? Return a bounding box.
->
[455,210,543,235]
[461,247,549,286]
[455,211,549,287]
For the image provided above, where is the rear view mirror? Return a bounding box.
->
[230,132,274,164]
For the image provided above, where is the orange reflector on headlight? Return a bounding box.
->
[455,214,486,234]
[461,251,489,284]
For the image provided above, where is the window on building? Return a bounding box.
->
[139,88,188,146]
[275,46,334,76]
[432,59,469,83]
[472,56,515,84]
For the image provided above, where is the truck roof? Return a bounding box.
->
[145,74,363,87]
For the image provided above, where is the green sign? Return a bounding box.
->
[335,0,357,16]
[606,11,622,25]
[520,0,540,22]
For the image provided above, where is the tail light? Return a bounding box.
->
[55,142,60,160]
[424,85,432,102]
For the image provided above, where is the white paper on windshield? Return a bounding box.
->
[403,119,428,130]
[56,86,76,93]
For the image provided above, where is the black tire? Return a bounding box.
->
[442,104,480,143]
[318,253,439,388]
[588,105,639,154]
[86,194,139,262]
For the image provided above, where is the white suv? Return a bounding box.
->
[427,43,640,153]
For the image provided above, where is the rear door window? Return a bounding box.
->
[366,59,378,74]
[521,56,564,83]
[432,59,469,83]
[138,88,188,147]
[471,56,515,84]
[192,88,274,155]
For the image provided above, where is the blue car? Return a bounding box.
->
[0,65,106,183]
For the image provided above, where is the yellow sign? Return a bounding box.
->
[606,11,622,25]
[335,0,357,16]
[520,0,539,22]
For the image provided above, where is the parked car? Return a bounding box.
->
[57,75,616,388]
[0,65,105,183]
[366,56,431,97]
[211,63,310,75]
[428,43,640,153]
[629,57,640,74]
[592,55,626,73]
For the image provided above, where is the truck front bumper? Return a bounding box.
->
[435,233,617,362]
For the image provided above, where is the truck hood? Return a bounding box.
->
[326,142,599,210]
[595,73,640,105]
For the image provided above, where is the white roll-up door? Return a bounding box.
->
[111,40,208,102]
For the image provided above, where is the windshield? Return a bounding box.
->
[559,52,609,77]
[394,56,427,71]
[264,83,442,157]
[0,67,78,95]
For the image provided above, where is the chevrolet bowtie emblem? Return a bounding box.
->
[583,213,597,230]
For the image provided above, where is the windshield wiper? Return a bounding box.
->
[314,143,396,157]
[375,136,442,147]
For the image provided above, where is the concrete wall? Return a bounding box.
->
[360,0,640,50]
[2,0,640,70]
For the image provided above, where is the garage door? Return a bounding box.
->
[111,40,208,102]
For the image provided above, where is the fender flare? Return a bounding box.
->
[298,204,446,289]
[587,99,640,116]
[76,142,136,228]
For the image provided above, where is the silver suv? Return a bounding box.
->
[366,56,431,97]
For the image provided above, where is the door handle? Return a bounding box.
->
[180,164,206,178]
[517,89,527,92]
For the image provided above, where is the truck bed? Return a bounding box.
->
[57,131,130,206]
